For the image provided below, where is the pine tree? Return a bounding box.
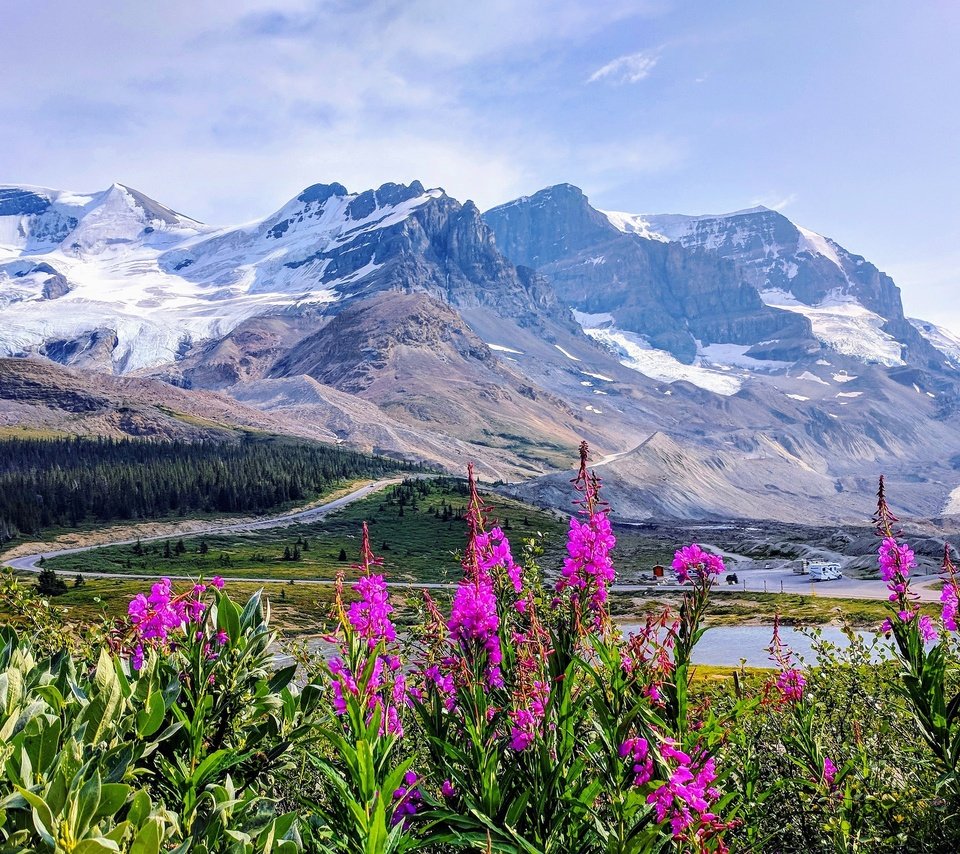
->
[73,574,84,588]
[174,539,186,555]
[37,567,67,596]
[199,540,209,555]
[338,548,348,561]
[163,541,172,559]
[283,546,292,561]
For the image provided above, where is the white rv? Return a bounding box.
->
[807,561,843,581]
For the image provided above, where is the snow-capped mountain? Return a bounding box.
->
[3,176,960,521]
[485,186,956,389]
[0,180,570,375]
[614,204,947,372]
[0,182,453,372]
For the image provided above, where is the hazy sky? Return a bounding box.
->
[4,1,958,326]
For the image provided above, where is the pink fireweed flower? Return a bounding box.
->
[327,525,407,737]
[424,663,457,711]
[445,464,506,688]
[476,526,524,595]
[124,576,217,669]
[509,708,536,751]
[822,756,838,790]
[671,544,725,584]
[943,585,959,632]
[878,537,915,584]
[918,614,937,642]
[555,441,618,631]
[767,616,808,705]
[348,573,396,648]
[210,576,224,589]
[391,771,422,827]
[620,737,654,787]
[941,545,959,631]
[884,607,937,641]
[776,668,806,703]
[448,574,502,669]
[647,754,719,838]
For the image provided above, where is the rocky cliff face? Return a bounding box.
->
[485,185,810,363]
[641,207,948,370]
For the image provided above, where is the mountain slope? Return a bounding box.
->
[4,176,960,522]
[485,184,811,365]
[622,205,949,372]
[0,357,331,442]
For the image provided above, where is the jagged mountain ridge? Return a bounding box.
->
[3,177,960,520]
[0,180,571,376]
[484,184,812,364]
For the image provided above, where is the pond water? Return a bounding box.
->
[687,625,881,667]
[281,625,890,670]
[616,624,886,668]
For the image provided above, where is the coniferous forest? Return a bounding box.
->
[0,435,417,539]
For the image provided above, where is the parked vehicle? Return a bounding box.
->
[807,561,843,581]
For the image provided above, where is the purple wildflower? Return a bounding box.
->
[555,441,618,630]
[918,614,937,642]
[620,737,654,787]
[647,752,719,838]
[671,544,725,584]
[391,772,422,827]
[822,756,838,789]
[775,668,806,703]
[878,537,915,584]
[348,573,396,648]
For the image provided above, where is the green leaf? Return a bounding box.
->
[267,664,297,695]
[217,594,241,646]
[136,690,166,739]
[127,789,152,826]
[14,786,55,847]
[95,783,130,819]
[73,840,121,853]
[129,818,162,854]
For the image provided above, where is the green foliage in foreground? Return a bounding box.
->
[5,470,960,852]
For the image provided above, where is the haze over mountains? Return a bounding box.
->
[2,179,959,523]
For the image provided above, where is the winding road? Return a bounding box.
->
[2,479,940,602]
[2,478,405,582]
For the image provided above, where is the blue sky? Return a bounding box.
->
[4,0,958,326]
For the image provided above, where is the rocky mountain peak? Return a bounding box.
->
[486,183,615,267]
[485,187,810,364]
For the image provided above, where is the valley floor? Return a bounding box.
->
[2,478,943,649]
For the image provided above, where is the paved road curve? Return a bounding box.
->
[3,478,403,579]
[4,478,939,603]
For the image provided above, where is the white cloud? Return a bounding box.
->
[1,1,672,221]
[750,193,798,211]
[588,50,659,84]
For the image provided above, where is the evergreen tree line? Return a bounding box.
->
[0,435,419,539]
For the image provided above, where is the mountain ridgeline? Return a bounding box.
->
[1,177,959,522]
